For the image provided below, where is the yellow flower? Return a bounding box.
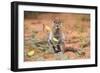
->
[53,37,58,42]
[27,50,35,57]
[44,24,51,32]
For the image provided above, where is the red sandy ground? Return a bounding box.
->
[24,13,90,61]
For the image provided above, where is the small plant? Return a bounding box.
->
[31,31,49,53]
